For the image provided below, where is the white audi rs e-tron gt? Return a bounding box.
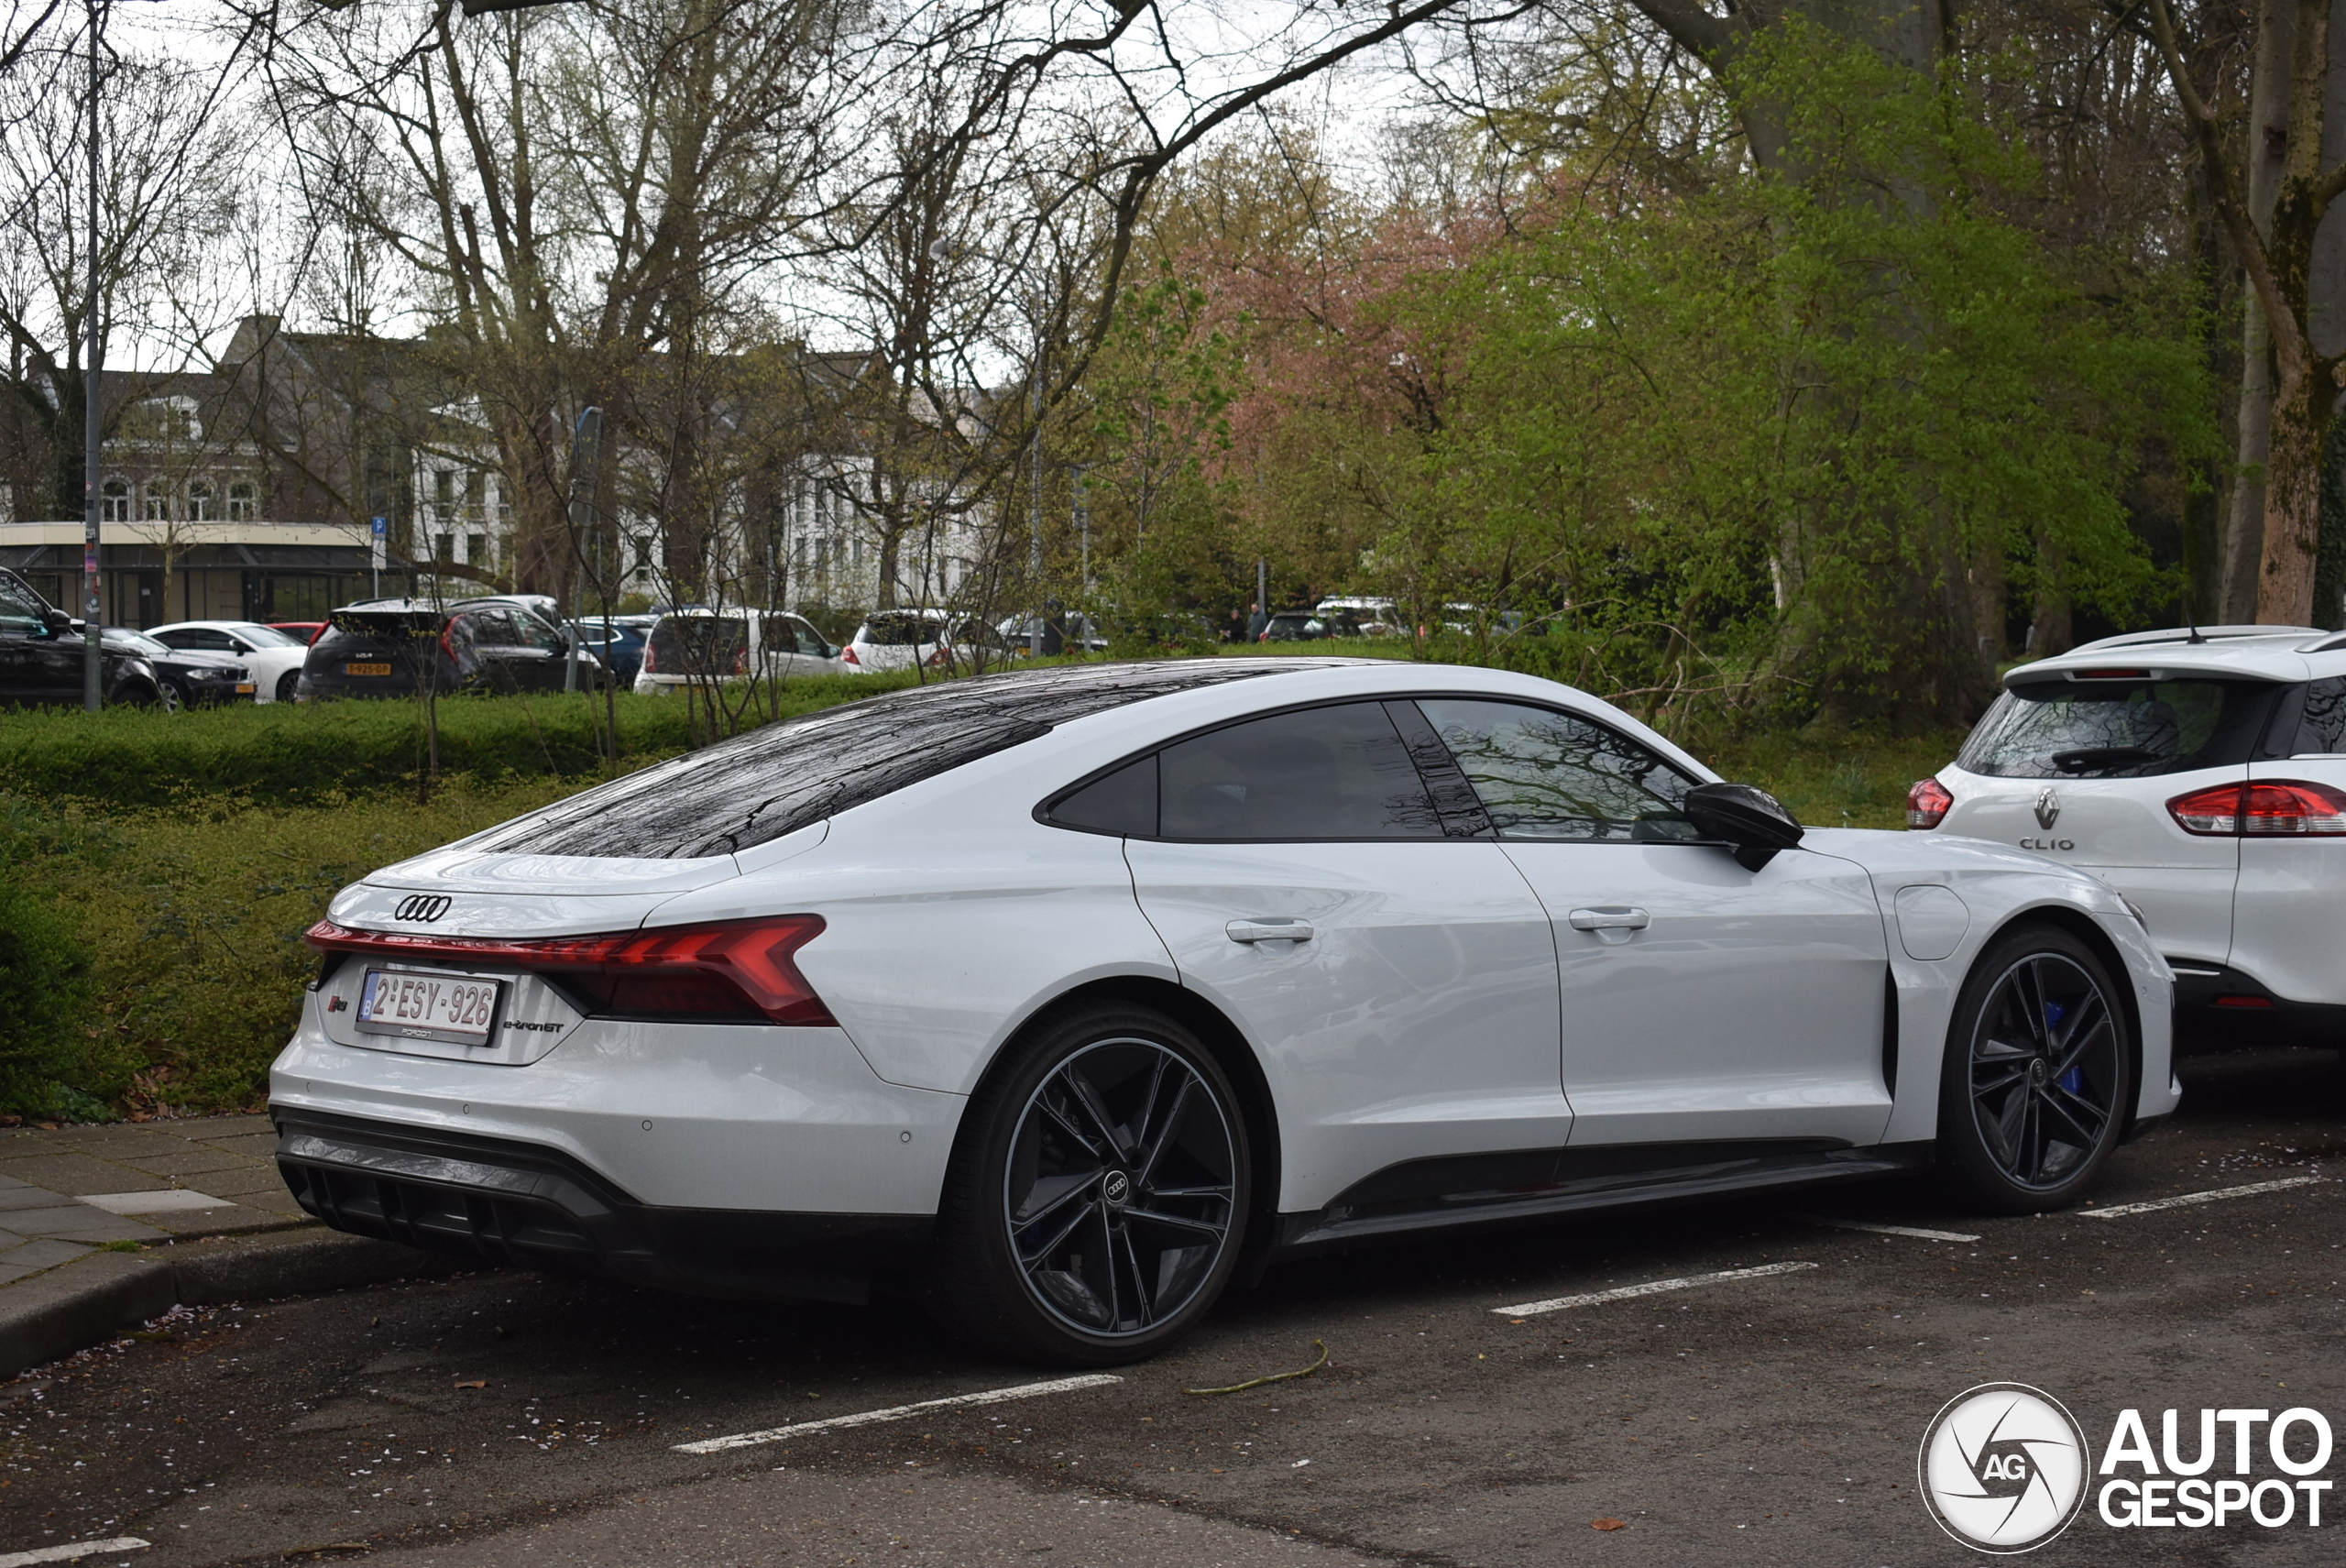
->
[272,659,2177,1365]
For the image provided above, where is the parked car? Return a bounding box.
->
[1258,609,1362,642]
[634,609,840,695]
[570,615,659,685]
[0,569,164,707]
[148,620,311,703]
[275,659,2171,1366]
[1911,623,2346,1046]
[996,612,1109,654]
[839,608,950,672]
[101,628,253,709]
[298,598,602,700]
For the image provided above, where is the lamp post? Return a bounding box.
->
[81,0,104,710]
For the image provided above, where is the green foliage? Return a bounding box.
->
[0,871,93,1116]
[1218,24,2212,730]
[0,676,920,810]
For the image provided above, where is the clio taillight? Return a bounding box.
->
[1906,776,1954,829]
[2167,781,2346,837]
[304,916,834,1025]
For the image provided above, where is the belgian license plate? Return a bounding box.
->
[345,662,392,676]
[356,969,502,1047]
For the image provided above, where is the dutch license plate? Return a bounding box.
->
[356,969,502,1047]
[345,662,392,676]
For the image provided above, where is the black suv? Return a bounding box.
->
[298,597,603,700]
[0,569,164,707]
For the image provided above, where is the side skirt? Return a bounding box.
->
[1270,1140,1935,1259]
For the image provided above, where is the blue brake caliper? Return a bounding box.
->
[2045,1000,2082,1093]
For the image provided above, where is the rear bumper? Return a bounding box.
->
[2169,961,2346,1047]
[274,1109,931,1303]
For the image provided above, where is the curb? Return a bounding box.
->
[0,1226,471,1379]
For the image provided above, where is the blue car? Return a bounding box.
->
[570,615,657,685]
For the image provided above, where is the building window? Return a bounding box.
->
[187,479,215,521]
[466,533,489,568]
[100,480,129,522]
[141,481,170,521]
[433,532,454,565]
[226,481,257,522]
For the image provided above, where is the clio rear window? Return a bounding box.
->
[473,662,1297,859]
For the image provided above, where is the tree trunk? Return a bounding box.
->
[2258,365,2334,620]
[2223,0,2303,620]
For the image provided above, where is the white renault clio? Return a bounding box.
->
[273,659,2174,1365]
[1913,625,2346,1040]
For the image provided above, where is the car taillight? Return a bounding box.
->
[925,645,948,667]
[439,625,457,663]
[303,915,835,1025]
[841,644,859,665]
[1906,776,1953,829]
[641,639,659,674]
[734,644,750,674]
[2167,781,2346,836]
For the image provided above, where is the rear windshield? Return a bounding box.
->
[473,661,1293,858]
[648,618,748,667]
[319,610,442,646]
[861,614,940,647]
[1957,679,2279,779]
[234,624,301,648]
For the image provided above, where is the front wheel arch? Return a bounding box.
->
[1974,905,2145,1142]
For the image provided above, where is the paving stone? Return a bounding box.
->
[104,1148,251,1179]
[0,1229,23,1250]
[0,1155,153,1196]
[5,1204,137,1236]
[42,1217,168,1244]
[196,1167,293,1198]
[187,1131,280,1158]
[0,1261,41,1286]
[180,1113,274,1138]
[0,1238,93,1271]
[0,1186,78,1212]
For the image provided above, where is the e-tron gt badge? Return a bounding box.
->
[391,894,453,924]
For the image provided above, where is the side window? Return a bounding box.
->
[1157,702,1442,841]
[168,628,234,651]
[1047,755,1158,835]
[760,615,801,654]
[514,614,564,652]
[0,573,46,634]
[1418,698,1700,842]
[467,610,519,647]
[2297,677,2346,754]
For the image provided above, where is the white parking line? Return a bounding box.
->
[2077,1175,2328,1219]
[1791,1214,1980,1243]
[0,1540,149,1567]
[1493,1261,1817,1318]
[673,1374,1124,1455]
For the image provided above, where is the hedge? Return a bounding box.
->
[0,674,923,809]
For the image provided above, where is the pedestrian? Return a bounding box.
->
[1244,599,1267,641]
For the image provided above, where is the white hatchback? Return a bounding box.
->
[147,620,312,703]
[633,609,841,695]
[273,659,2172,1365]
[1913,624,2346,1039]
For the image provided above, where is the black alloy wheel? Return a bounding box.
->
[1938,924,2133,1212]
[276,669,301,703]
[928,1003,1251,1365]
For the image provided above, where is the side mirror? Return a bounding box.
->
[1683,782,1804,872]
[41,609,72,635]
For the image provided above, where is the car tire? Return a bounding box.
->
[276,670,301,703]
[925,1002,1253,1367]
[1936,923,2135,1214]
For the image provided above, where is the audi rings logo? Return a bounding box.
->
[1920,1383,2092,1553]
[391,894,452,924]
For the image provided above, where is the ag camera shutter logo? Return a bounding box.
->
[1919,1383,2090,1552]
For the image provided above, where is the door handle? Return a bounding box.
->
[1226,919,1314,944]
[1568,906,1650,941]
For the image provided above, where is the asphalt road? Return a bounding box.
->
[6,1045,2345,1568]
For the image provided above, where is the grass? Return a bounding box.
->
[0,662,1966,1117]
